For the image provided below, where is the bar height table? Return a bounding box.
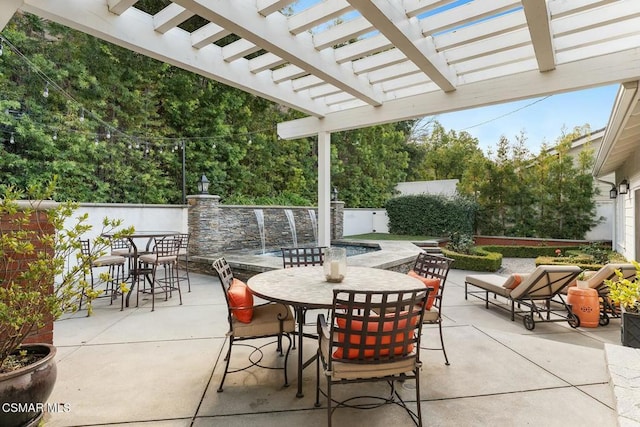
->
[102,230,180,307]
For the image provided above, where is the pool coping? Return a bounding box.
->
[189,239,426,280]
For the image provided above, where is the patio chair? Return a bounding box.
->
[110,237,134,277]
[110,237,133,258]
[212,257,295,392]
[571,263,637,325]
[281,246,325,268]
[409,252,454,365]
[176,233,191,292]
[137,235,182,311]
[315,288,429,427]
[465,265,582,330]
[78,239,126,310]
[281,246,326,347]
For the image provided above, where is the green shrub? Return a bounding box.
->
[535,256,603,271]
[579,242,613,264]
[479,245,583,258]
[442,247,502,272]
[385,194,477,237]
[447,232,475,254]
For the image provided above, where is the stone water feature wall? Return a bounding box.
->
[187,194,344,256]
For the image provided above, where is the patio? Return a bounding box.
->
[43,261,627,427]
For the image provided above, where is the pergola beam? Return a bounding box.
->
[313,17,374,51]
[107,0,137,16]
[278,47,640,138]
[348,0,457,92]
[257,0,293,17]
[420,0,521,36]
[153,3,194,34]
[190,23,229,49]
[288,0,351,35]
[173,0,383,107]
[522,0,555,72]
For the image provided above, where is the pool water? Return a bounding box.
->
[261,244,379,257]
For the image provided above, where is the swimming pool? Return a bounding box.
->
[261,244,380,257]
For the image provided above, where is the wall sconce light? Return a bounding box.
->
[331,186,338,201]
[619,179,629,195]
[609,186,618,199]
[197,174,210,195]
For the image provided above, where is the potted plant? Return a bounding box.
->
[0,181,132,427]
[605,260,640,348]
[576,270,596,289]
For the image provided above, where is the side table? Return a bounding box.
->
[567,286,600,328]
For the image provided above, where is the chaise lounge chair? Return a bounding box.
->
[570,263,637,325]
[465,265,582,330]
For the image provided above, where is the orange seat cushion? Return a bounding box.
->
[333,314,417,360]
[407,270,441,310]
[227,278,254,323]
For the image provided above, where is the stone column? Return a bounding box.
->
[187,194,221,256]
[331,200,345,241]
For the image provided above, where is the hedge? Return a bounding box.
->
[534,256,604,271]
[441,247,502,272]
[478,245,583,258]
[385,194,477,237]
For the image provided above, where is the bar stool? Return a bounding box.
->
[176,233,191,292]
[78,239,127,310]
[137,235,182,311]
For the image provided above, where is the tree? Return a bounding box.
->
[531,126,599,239]
[331,123,412,207]
[507,132,537,236]
[409,122,484,180]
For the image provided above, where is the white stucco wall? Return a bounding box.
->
[68,203,188,243]
[343,209,388,236]
[395,179,458,197]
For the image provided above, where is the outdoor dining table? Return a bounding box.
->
[247,265,425,397]
[102,230,180,307]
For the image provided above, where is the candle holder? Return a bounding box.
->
[324,247,347,283]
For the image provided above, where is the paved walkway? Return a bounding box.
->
[45,261,624,427]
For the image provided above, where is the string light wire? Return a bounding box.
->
[0,34,275,149]
[460,96,552,131]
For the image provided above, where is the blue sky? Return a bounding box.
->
[424,84,620,154]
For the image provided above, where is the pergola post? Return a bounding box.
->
[318,131,331,247]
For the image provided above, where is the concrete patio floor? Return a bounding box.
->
[44,263,625,427]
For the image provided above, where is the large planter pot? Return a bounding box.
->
[621,307,640,348]
[0,344,57,427]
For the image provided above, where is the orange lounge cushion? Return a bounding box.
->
[227,278,254,323]
[407,270,440,310]
[333,314,417,360]
[502,274,523,290]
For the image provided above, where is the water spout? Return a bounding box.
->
[254,209,266,254]
[308,209,318,246]
[284,209,298,248]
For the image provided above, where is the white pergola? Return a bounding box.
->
[2,0,640,245]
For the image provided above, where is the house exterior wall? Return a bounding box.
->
[611,141,640,261]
